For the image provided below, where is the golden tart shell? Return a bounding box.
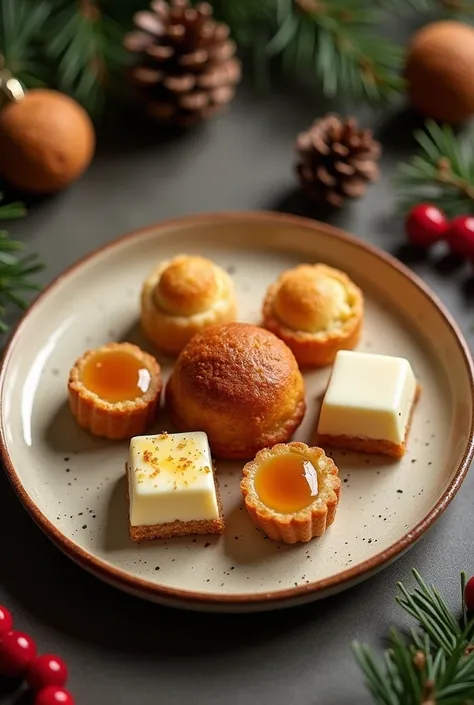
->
[165,322,306,459]
[140,254,237,356]
[241,442,341,544]
[262,263,364,367]
[68,342,162,440]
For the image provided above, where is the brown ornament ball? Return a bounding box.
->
[405,20,474,124]
[0,89,95,194]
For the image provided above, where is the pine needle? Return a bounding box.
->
[353,570,474,705]
[0,0,51,88]
[0,195,43,334]
[395,120,474,217]
[45,0,127,115]
[267,0,404,103]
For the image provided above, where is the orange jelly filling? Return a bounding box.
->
[254,452,319,514]
[81,350,151,403]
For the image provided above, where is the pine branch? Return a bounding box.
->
[395,120,474,218]
[353,570,474,705]
[0,196,43,334]
[265,0,405,103]
[0,0,51,88]
[45,0,128,115]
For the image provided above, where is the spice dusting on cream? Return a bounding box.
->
[127,431,221,527]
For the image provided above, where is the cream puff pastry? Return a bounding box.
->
[140,254,237,355]
[262,263,363,367]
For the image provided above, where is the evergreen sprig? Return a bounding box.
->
[0,196,43,334]
[354,570,474,705]
[395,120,474,217]
[0,0,51,88]
[46,0,128,115]
[269,0,404,103]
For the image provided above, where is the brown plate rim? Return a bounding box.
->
[1,210,473,607]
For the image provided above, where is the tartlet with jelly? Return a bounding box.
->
[140,254,237,355]
[241,442,341,544]
[166,322,306,459]
[68,342,162,440]
[262,263,363,367]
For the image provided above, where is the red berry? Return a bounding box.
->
[446,215,474,258]
[0,630,37,677]
[405,203,448,248]
[35,686,75,705]
[0,606,13,636]
[27,654,68,690]
[465,576,474,613]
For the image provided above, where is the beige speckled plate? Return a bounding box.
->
[1,212,473,612]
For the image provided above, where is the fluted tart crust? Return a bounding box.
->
[262,263,363,367]
[166,322,306,459]
[241,442,341,544]
[68,342,162,440]
[141,254,237,355]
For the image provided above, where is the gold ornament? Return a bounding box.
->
[405,20,474,124]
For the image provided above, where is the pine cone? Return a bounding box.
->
[295,114,381,207]
[124,0,241,127]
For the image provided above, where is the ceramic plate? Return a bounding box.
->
[1,212,473,612]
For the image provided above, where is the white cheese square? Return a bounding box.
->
[317,350,417,445]
[128,431,220,527]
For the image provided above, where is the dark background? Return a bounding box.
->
[1,31,474,704]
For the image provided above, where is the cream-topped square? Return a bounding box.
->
[128,431,220,527]
[317,350,417,447]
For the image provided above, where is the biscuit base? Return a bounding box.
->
[317,385,421,458]
[127,464,225,542]
[129,516,225,542]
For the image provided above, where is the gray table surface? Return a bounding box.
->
[1,74,474,705]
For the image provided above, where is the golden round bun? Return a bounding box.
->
[141,254,237,355]
[166,322,306,459]
[262,263,363,367]
[154,255,219,316]
[405,21,474,124]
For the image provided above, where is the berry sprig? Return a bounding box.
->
[405,203,474,260]
[0,605,74,705]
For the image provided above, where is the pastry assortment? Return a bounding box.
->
[262,263,363,366]
[166,322,306,459]
[66,253,421,546]
[140,254,237,355]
